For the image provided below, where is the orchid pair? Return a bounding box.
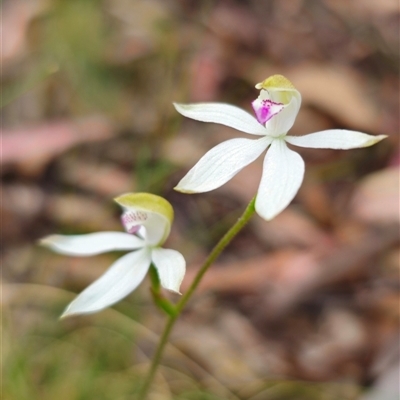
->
[41,75,386,317]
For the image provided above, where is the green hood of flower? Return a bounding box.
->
[114,193,174,246]
[255,74,299,105]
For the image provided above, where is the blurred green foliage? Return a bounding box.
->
[39,0,123,113]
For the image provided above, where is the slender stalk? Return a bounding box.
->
[149,264,177,316]
[138,196,256,399]
[176,196,256,313]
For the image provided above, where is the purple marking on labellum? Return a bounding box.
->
[121,211,148,234]
[251,98,284,125]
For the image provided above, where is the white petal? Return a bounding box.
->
[285,130,388,149]
[151,248,186,294]
[61,248,151,317]
[175,136,272,193]
[173,103,267,135]
[40,232,145,256]
[264,94,301,137]
[256,139,305,220]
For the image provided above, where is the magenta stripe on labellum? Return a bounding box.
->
[251,99,284,125]
[121,211,148,234]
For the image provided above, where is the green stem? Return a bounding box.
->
[137,196,256,399]
[149,264,177,316]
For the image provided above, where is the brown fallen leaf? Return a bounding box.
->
[174,323,259,388]
[1,0,49,68]
[58,158,134,198]
[188,35,225,102]
[2,115,115,176]
[45,193,120,232]
[297,177,338,225]
[207,3,259,46]
[181,250,306,296]
[350,166,400,225]
[162,128,211,168]
[1,184,46,242]
[297,308,368,380]
[182,224,398,320]
[288,64,381,133]
[324,0,399,18]
[172,309,286,389]
[251,208,333,249]
[105,0,170,64]
[261,224,399,319]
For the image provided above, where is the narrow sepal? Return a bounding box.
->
[173,102,267,135]
[40,232,145,256]
[174,137,272,193]
[61,248,151,318]
[256,139,305,220]
[285,130,387,149]
[151,248,186,294]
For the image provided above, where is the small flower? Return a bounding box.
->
[174,75,387,220]
[40,193,185,318]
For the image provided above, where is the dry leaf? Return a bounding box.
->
[58,159,134,197]
[288,64,380,133]
[2,115,115,175]
[350,167,400,224]
[252,208,332,249]
[45,194,120,232]
[1,0,49,68]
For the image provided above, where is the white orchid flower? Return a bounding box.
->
[40,193,185,318]
[174,75,387,220]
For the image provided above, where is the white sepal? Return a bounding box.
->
[40,232,145,256]
[256,139,305,220]
[285,130,388,149]
[61,248,151,317]
[175,136,272,193]
[173,103,267,135]
[151,248,186,294]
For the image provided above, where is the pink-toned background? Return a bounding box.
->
[3,1,399,399]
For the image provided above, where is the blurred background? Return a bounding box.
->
[2,0,399,399]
